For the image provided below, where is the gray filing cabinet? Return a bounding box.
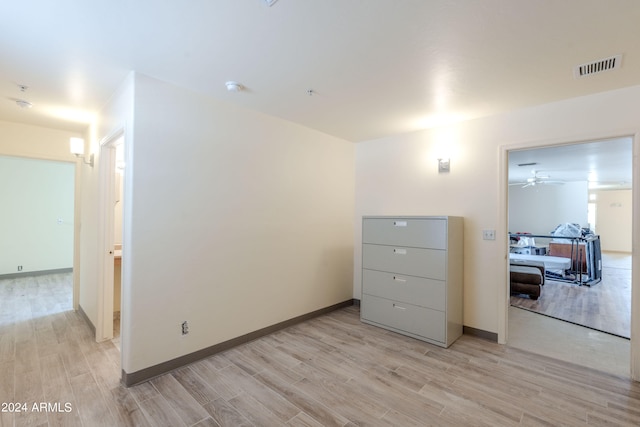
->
[361,216,463,348]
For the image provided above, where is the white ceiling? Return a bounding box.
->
[1,1,640,144]
[508,137,633,190]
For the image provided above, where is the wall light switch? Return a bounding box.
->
[482,229,496,240]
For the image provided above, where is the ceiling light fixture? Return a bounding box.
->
[225,81,243,92]
[16,99,33,109]
[263,0,279,6]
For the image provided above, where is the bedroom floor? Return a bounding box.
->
[508,251,631,377]
[508,305,630,377]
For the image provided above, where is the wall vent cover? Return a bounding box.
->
[574,54,622,78]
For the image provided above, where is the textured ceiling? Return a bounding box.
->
[1,1,640,142]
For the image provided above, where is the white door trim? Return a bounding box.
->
[95,130,124,342]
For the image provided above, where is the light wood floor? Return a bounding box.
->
[2,274,640,426]
[508,306,630,378]
[510,252,631,338]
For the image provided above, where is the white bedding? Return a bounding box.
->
[509,253,571,272]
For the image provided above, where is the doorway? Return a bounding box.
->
[0,156,76,282]
[499,134,639,380]
[507,138,632,337]
[112,140,125,349]
[0,155,77,338]
[96,132,125,345]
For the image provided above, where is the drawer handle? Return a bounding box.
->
[393,276,407,283]
[393,221,407,227]
[393,304,406,310]
[393,248,407,255]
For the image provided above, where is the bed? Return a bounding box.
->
[508,253,571,276]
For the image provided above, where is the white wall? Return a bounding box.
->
[593,189,632,252]
[0,156,75,275]
[509,181,589,235]
[0,121,83,287]
[87,73,355,375]
[0,120,82,162]
[354,85,640,339]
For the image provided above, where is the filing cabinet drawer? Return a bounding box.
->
[362,244,446,280]
[362,217,447,249]
[362,269,445,311]
[361,294,445,344]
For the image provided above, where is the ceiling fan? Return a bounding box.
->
[509,170,565,188]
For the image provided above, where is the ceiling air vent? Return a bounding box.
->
[574,54,622,78]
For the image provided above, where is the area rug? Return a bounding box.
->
[510,258,631,339]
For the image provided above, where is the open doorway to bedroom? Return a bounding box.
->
[506,136,632,376]
[0,155,77,350]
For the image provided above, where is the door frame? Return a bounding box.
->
[95,129,124,342]
[72,157,82,310]
[498,130,640,381]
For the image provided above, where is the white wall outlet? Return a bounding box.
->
[482,229,496,240]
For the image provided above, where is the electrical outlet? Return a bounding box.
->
[17,265,23,271]
[181,321,189,336]
[482,230,496,240]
